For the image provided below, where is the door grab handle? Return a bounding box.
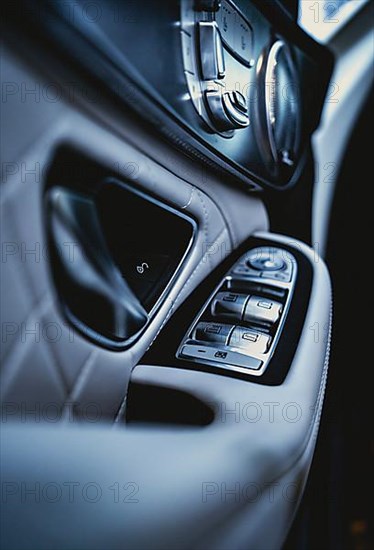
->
[47,187,148,342]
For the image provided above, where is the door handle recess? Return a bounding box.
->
[47,187,148,343]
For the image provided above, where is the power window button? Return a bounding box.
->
[257,300,272,310]
[229,327,271,354]
[244,296,282,325]
[211,291,247,319]
[193,322,233,345]
[242,332,259,342]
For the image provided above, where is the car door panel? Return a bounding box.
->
[0,44,269,422]
[1,221,331,549]
[0,1,339,548]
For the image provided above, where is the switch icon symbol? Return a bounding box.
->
[136,262,149,274]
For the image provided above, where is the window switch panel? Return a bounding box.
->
[177,245,297,378]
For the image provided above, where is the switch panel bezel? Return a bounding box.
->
[176,246,297,376]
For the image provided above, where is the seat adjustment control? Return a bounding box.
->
[222,91,250,127]
[206,89,249,131]
[181,0,254,134]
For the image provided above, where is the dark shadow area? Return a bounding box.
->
[285,91,373,550]
[126,381,215,426]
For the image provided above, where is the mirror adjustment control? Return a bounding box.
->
[211,291,248,319]
[244,296,282,325]
[245,247,293,277]
[229,327,271,354]
[193,322,234,344]
[231,247,293,282]
[248,256,286,271]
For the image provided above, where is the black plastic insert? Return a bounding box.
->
[97,179,195,311]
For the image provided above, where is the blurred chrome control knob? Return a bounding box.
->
[222,91,249,127]
[205,89,249,131]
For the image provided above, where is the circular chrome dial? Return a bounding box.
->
[256,39,301,179]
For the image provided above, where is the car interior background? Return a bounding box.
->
[1,1,372,549]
